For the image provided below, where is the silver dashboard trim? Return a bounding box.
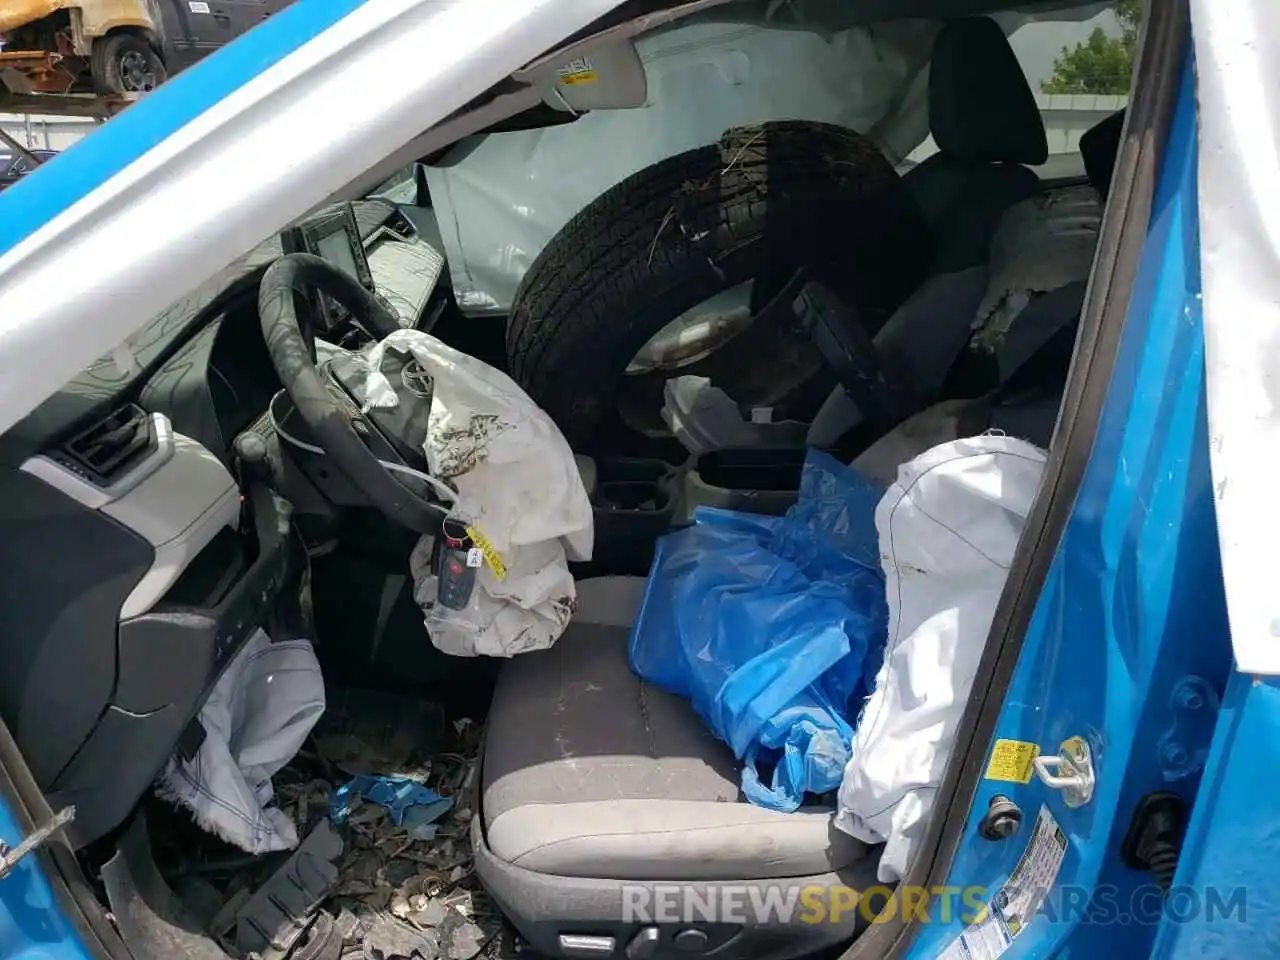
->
[18,412,176,510]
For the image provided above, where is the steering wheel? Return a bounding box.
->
[788,279,913,434]
[258,253,448,533]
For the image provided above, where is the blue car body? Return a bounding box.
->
[907,56,1249,960]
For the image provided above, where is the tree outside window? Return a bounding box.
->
[1041,0,1141,96]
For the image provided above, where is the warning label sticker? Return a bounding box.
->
[997,805,1069,933]
[464,524,507,580]
[984,739,1040,784]
[937,805,1068,960]
[936,912,1013,960]
[556,57,598,85]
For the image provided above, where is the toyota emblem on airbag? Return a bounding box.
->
[401,359,434,398]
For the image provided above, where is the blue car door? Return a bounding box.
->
[0,720,100,960]
[879,3,1245,957]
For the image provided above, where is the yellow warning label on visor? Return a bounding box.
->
[465,525,507,581]
[556,57,598,86]
[984,739,1040,784]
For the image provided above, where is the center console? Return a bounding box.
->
[281,202,377,333]
[578,443,817,577]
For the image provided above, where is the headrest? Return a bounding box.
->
[1079,108,1125,199]
[928,18,1048,167]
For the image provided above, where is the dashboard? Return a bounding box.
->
[139,291,279,460]
[0,198,446,468]
[0,197,448,847]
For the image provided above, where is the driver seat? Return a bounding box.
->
[474,580,879,960]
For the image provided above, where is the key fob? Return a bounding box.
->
[435,518,479,610]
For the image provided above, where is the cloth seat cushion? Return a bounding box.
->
[481,622,867,881]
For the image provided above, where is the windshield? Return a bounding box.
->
[48,196,403,415]
[369,167,418,205]
[420,4,1116,315]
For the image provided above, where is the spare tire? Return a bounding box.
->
[506,120,931,450]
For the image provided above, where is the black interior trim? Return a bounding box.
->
[0,202,399,468]
[844,0,1187,956]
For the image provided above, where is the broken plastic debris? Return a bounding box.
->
[437,901,489,960]
[409,898,448,928]
[331,777,453,828]
[314,690,446,780]
[234,822,344,959]
[361,912,441,960]
[336,907,364,942]
[176,707,489,960]
[444,922,486,960]
[402,798,454,840]
[291,910,343,960]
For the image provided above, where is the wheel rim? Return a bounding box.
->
[616,272,827,439]
[626,282,757,375]
[119,50,158,92]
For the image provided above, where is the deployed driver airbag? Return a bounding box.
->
[359,330,593,657]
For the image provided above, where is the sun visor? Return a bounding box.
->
[529,41,648,112]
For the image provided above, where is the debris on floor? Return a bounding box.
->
[153,692,503,960]
[330,777,453,838]
[234,822,344,959]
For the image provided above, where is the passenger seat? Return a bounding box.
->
[852,109,1128,484]
[808,17,1048,444]
[474,582,879,960]
[902,16,1049,271]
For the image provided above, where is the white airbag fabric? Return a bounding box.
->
[361,330,593,657]
[157,629,325,854]
[426,18,936,314]
[835,436,1046,883]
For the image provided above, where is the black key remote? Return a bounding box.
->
[435,518,479,610]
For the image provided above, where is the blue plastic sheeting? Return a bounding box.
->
[330,776,452,829]
[629,450,887,812]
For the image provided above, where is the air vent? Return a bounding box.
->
[59,404,154,486]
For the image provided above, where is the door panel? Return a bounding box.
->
[904,46,1234,960]
[197,2,237,51]
[162,0,272,63]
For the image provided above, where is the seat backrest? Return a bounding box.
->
[944,108,1128,448]
[1080,108,1126,201]
[956,105,1128,393]
[926,18,1048,169]
[808,107,1125,451]
[970,185,1104,353]
[903,17,1048,271]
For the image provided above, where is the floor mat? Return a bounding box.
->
[150,689,506,960]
